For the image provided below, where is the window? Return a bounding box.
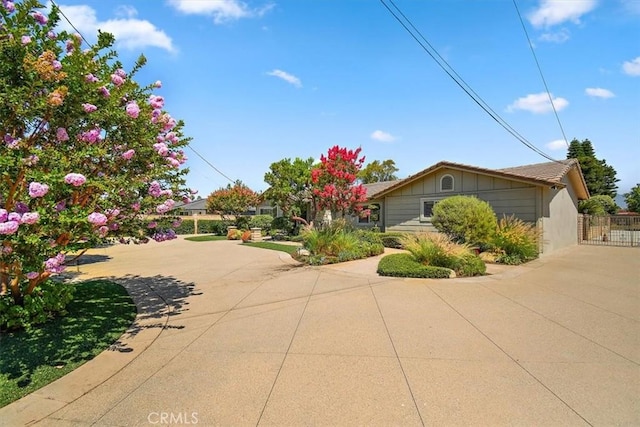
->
[419,198,441,222]
[358,203,380,224]
[440,174,454,192]
[259,207,274,216]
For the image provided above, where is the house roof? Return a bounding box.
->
[172,198,207,211]
[368,159,589,200]
[363,180,402,198]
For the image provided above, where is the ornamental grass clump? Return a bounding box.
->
[492,215,539,264]
[400,232,485,277]
[300,219,383,264]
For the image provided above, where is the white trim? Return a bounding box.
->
[440,174,454,192]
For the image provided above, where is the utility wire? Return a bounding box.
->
[186,144,235,183]
[380,0,561,163]
[51,0,235,184]
[512,0,570,148]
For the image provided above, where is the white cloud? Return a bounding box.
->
[507,92,569,114]
[56,4,174,52]
[370,130,397,143]
[538,28,570,43]
[585,87,615,98]
[528,0,597,28]
[546,139,568,150]
[267,69,302,88]
[167,0,274,24]
[622,57,640,76]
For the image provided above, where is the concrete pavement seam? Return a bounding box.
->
[426,285,594,426]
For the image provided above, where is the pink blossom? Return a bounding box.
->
[44,253,66,273]
[47,30,56,39]
[105,208,120,218]
[21,35,31,45]
[98,86,110,97]
[109,223,119,231]
[147,221,157,229]
[153,80,162,88]
[98,225,109,237]
[3,1,15,13]
[56,127,69,141]
[7,212,20,222]
[52,60,62,71]
[4,134,19,148]
[29,182,49,198]
[111,74,124,86]
[167,158,180,168]
[87,212,108,226]
[1,245,12,254]
[26,271,39,280]
[82,103,97,113]
[79,128,102,143]
[0,209,7,222]
[0,221,19,235]
[156,203,170,214]
[66,40,75,53]
[115,68,126,78]
[126,101,140,118]
[172,218,182,228]
[131,202,141,211]
[149,95,164,109]
[21,212,39,224]
[122,149,135,160]
[85,73,98,83]
[153,142,168,156]
[32,11,48,25]
[64,173,86,186]
[148,181,162,197]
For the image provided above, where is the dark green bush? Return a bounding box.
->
[249,215,274,234]
[174,219,194,234]
[173,219,228,235]
[448,253,486,276]
[0,280,75,331]
[377,253,452,278]
[271,216,296,236]
[432,195,497,245]
[378,232,406,248]
[234,215,251,230]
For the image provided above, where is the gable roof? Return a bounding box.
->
[172,198,207,211]
[368,159,589,200]
[363,180,402,199]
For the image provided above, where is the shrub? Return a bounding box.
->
[492,215,539,265]
[174,219,195,234]
[579,195,618,216]
[378,232,406,249]
[401,233,485,276]
[432,195,497,245]
[1,280,75,331]
[235,215,251,230]
[173,219,228,235]
[249,215,274,234]
[300,220,384,264]
[377,254,452,278]
[271,216,297,236]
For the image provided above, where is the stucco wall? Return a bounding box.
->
[384,168,540,233]
[539,175,579,254]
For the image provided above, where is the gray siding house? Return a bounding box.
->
[359,159,589,254]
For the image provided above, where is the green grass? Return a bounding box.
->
[243,241,299,255]
[0,280,136,408]
[184,235,227,242]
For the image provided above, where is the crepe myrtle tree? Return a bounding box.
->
[0,0,193,310]
[311,145,368,221]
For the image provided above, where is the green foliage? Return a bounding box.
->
[249,214,274,233]
[0,280,135,407]
[358,159,399,184]
[579,195,619,216]
[234,215,251,230]
[431,196,497,245]
[401,233,486,277]
[492,215,539,265]
[263,157,314,217]
[624,184,640,213]
[377,253,452,278]
[567,139,619,197]
[173,219,228,235]
[300,219,384,264]
[271,216,296,236]
[0,280,74,330]
[206,180,260,219]
[378,232,406,249]
[184,235,226,242]
[0,1,190,313]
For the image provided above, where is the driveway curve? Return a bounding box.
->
[1,238,638,426]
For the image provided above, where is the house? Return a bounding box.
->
[172,198,207,216]
[357,159,589,254]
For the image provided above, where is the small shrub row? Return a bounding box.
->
[401,233,486,277]
[174,219,229,235]
[377,253,452,278]
[378,232,406,249]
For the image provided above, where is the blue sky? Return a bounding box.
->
[51,0,639,197]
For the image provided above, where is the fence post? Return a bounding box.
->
[194,213,198,235]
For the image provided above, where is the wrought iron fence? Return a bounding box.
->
[578,215,640,247]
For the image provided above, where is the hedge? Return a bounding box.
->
[174,219,229,235]
[377,253,452,279]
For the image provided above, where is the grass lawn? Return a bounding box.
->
[0,280,137,408]
[243,241,300,255]
[184,235,227,242]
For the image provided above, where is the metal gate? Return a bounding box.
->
[578,214,640,247]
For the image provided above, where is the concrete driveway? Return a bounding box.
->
[1,238,638,426]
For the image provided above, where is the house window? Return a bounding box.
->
[440,174,454,192]
[420,198,441,222]
[259,207,274,216]
[359,203,380,224]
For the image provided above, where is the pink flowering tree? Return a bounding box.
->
[0,0,191,326]
[311,146,368,220]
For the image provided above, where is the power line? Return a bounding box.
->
[379,0,561,163]
[512,0,570,148]
[186,144,235,184]
[50,0,92,48]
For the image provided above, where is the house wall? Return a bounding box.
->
[384,168,540,233]
[539,175,579,254]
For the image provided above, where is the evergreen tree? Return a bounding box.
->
[566,139,619,198]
